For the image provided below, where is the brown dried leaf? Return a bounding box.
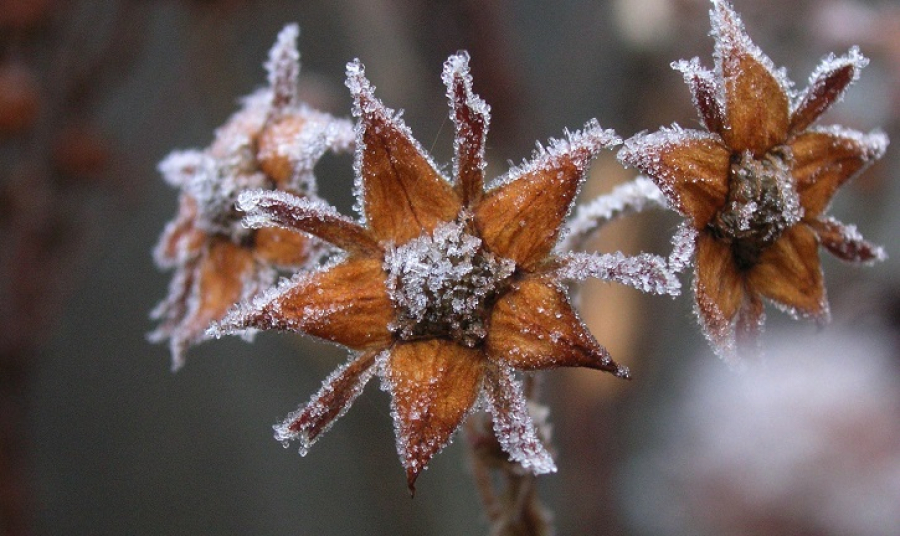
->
[252,226,310,267]
[475,150,588,270]
[192,240,256,335]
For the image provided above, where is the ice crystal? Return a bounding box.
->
[554,251,680,296]
[485,365,556,475]
[559,176,668,251]
[384,218,515,346]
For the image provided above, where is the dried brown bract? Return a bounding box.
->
[150,25,354,370]
[618,0,888,362]
[212,52,678,491]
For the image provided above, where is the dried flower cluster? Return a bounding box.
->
[152,0,887,493]
[619,0,887,362]
[149,25,354,370]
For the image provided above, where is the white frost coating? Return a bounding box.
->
[710,0,794,100]
[667,221,698,274]
[265,23,300,110]
[207,257,342,339]
[671,57,725,125]
[273,351,379,456]
[442,51,491,185]
[237,188,352,231]
[442,51,491,126]
[157,149,210,188]
[618,126,720,215]
[159,146,269,238]
[819,216,887,265]
[555,251,681,296]
[345,58,450,222]
[384,218,515,345]
[257,107,356,195]
[792,46,868,117]
[485,365,556,475]
[808,124,889,160]
[558,176,668,251]
[489,119,620,192]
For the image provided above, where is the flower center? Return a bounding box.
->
[384,218,516,347]
[709,148,802,270]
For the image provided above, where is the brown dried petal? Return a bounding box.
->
[275,350,378,451]
[693,233,745,358]
[475,124,614,269]
[231,258,393,350]
[619,129,731,228]
[252,226,310,267]
[808,217,885,264]
[444,52,488,207]
[713,0,790,155]
[791,128,887,217]
[350,64,461,244]
[486,277,628,377]
[154,196,204,267]
[238,190,380,256]
[674,59,725,134]
[190,240,257,338]
[387,340,484,492]
[748,225,828,322]
[257,115,307,184]
[790,62,855,134]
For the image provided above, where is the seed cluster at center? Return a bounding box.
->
[710,148,802,269]
[384,218,516,346]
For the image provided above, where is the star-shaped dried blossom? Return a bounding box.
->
[212,52,678,491]
[150,24,354,370]
[618,0,888,362]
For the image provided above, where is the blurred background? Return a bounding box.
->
[2,0,899,534]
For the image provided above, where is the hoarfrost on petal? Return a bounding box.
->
[710,0,794,98]
[273,350,380,456]
[265,23,301,111]
[442,51,490,203]
[667,222,698,274]
[555,251,681,296]
[345,58,449,223]
[558,176,668,251]
[808,125,889,161]
[157,149,210,188]
[791,46,868,127]
[491,119,620,191]
[672,57,725,132]
[238,189,345,230]
[485,365,556,475]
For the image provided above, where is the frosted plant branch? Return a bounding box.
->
[558,176,668,252]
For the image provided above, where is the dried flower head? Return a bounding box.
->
[618,0,888,362]
[212,52,679,491]
[150,24,354,370]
